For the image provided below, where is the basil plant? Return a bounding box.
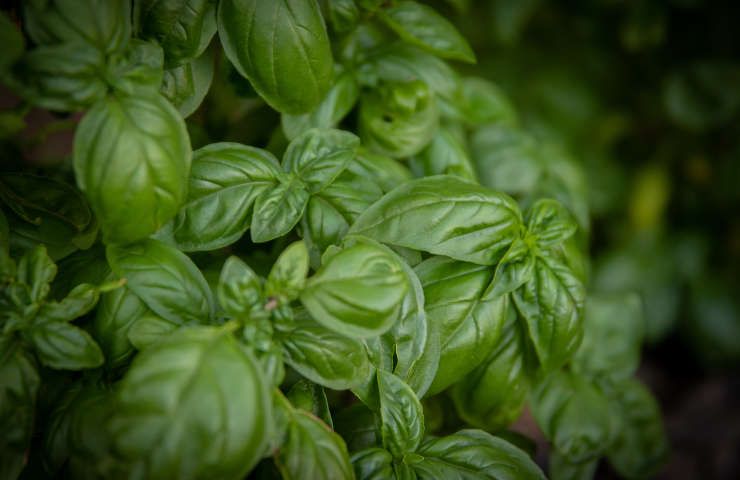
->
[0,1,667,480]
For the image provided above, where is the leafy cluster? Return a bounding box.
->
[0,1,667,480]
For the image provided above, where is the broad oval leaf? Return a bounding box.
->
[73,93,191,244]
[300,241,408,338]
[279,309,370,390]
[250,178,310,243]
[29,321,104,370]
[167,142,281,251]
[109,326,271,479]
[379,1,475,63]
[351,448,395,480]
[161,47,215,118]
[526,198,578,248]
[377,370,424,458]
[283,129,360,193]
[127,313,179,350]
[265,241,310,301]
[217,256,262,317]
[350,175,522,266]
[107,239,214,325]
[412,429,546,479]
[217,0,333,114]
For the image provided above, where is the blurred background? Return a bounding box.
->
[440,0,740,478]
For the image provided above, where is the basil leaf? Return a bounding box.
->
[483,237,535,300]
[301,196,351,266]
[167,142,281,251]
[409,125,477,181]
[106,39,165,95]
[572,293,644,383]
[328,0,360,33]
[379,1,475,63]
[218,0,334,114]
[335,404,379,453]
[607,379,669,478]
[286,380,333,428]
[0,341,40,480]
[16,245,57,303]
[36,283,100,323]
[526,198,578,248]
[107,239,214,325]
[74,93,191,244]
[135,0,217,67]
[351,176,522,266]
[282,70,360,140]
[531,371,619,463]
[513,253,585,371]
[126,313,179,350]
[353,149,413,193]
[279,309,370,390]
[415,256,507,394]
[412,429,546,479]
[549,451,598,480]
[451,308,533,431]
[301,241,408,338]
[449,77,517,127]
[217,256,263,317]
[110,326,271,479]
[93,283,149,368]
[275,406,354,480]
[265,241,309,301]
[377,370,424,457]
[28,321,104,370]
[23,0,131,53]
[161,47,215,118]
[283,129,360,193]
[352,448,395,480]
[472,124,542,195]
[317,168,385,222]
[251,177,310,243]
[359,80,439,158]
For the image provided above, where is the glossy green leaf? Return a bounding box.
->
[135,0,217,67]
[379,1,475,63]
[483,238,535,300]
[166,142,281,251]
[351,176,522,265]
[531,371,618,463]
[526,199,578,248]
[265,241,309,301]
[16,245,57,303]
[283,129,360,193]
[278,309,370,390]
[107,239,214,325]
[286,380,333,428]
[352,448,395,480]
[37,283,100,323]
[415,256,507,394]
[335,404,379,453]
[301,196,351,265]
[250,178,310,243]
[606,379,669,478]
[161,47,215,117]
[513,253,584,371]
[301,241,408,338]
[29,321,104,370]
[74,93,191,244]
[218,0,333,114]
[105,39,165,95]
[412,429,546,479]
[217,256,263,317]
[377,370,424,457]
[93,283,149,368]
[282,70,360,140]
[110,326,271,479]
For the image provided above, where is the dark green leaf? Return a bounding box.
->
[286,380,333,428]
[0,12,24,73]
[29,321,104,370]
[16,245,57,303]
[37,283,100,323]
[352,448,395,480]
[549,451,597,480]
[377,370,424,457]
[93,282,149,368]
[161,47,215,117]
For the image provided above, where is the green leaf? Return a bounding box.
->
[29,321,104,370]
[412,429,546,479]
[301,196,351,265]
[166,142,281,251]
[127,313,179,350]
[274,404,354,480]
[415,256,507,395]
[161,47,215,118]
[265,241,310,301]
[301,240,408,338]
[250,177,310,243]
[283,129,360,193]
[74,92,191,244]
[607,379,668,478]
[359,80,439,158]
[409,126,477,181]
[549,451,597,480]
[286,380,333,428]
[282,70,360,140]
[526,199,578,248]
[328,0,360,33]
[217,0,334,114]
[449,77,517,127]
[0,341,40,480]
[110,326,271,479]
[451,308,532,431]
[483,238,535,300]
[377,370,424,457]
[217,256,263,317]
[135,0,217,67]
[107,239,214,325]
[335,404,379,453]
[351,176,521,265]
[93,282,149,368]
[379,1,475,63]
[37,283,100,323]
[572,293,644,383]
[531,371,619,463]
[16,245,57,303]
[23,0,131,53]
[472,124,542,196]
[352,448,395,480]
[278,309,370,390]
[513,253,584,371]
[353,149,413,193]
[106,39,165,95]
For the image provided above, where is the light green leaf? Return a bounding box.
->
[283,129,360,193]
[217,256,262,317]
[410,126,477,181]
[16,245,56,303]
[250,178,310,243]
[266,241,310,301]
[377,370,424,458]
